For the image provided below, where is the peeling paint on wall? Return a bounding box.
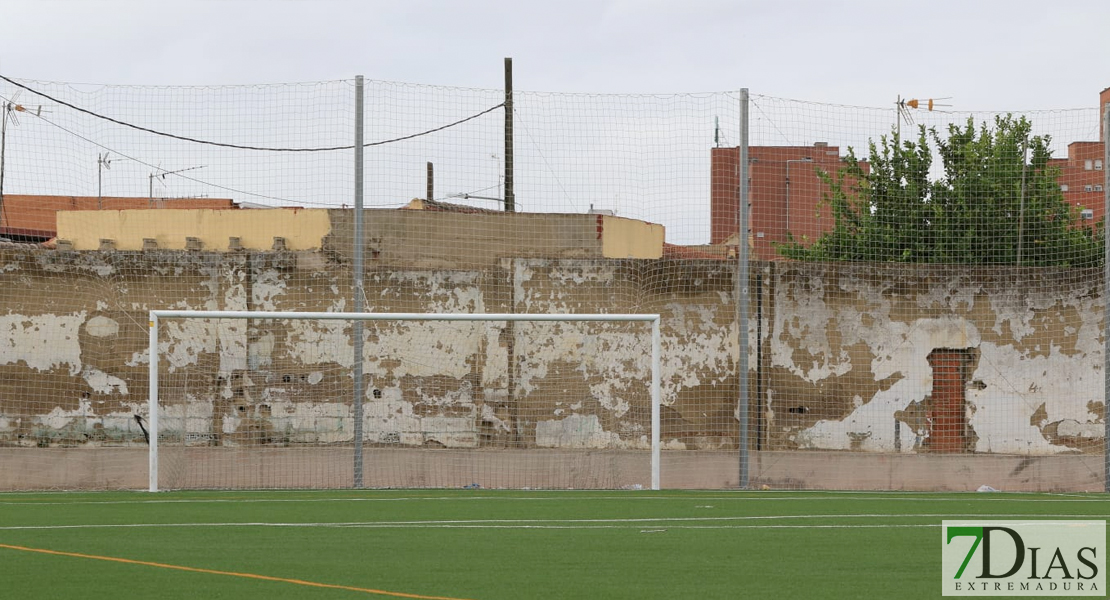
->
[1,248,1103,460]
[83,367,129,395]
[768,265,1104,456]
[0,313,85,374]
[795,317,980,451]
[536,414,623,448]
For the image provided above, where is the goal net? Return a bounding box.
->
[148,310,661,491]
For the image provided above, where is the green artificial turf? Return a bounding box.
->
[1,490,1106,599]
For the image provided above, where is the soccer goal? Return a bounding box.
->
[147,310,662,492]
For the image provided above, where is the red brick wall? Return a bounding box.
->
[711,143,846,259]
[926,349,972,453]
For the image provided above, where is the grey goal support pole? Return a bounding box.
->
[353,75,366,488]
[146,310,663,492]
[737,88,751,489]
[148,312,160,492]
[1103,101,1109,493]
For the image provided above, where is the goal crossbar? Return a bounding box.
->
[147,310,663,492]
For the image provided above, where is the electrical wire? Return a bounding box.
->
[0,74,504,152]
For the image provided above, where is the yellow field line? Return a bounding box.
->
[0,543,475,600]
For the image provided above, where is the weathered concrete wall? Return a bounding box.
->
[326,210,664,267]
[57,209,664,258]
[57,208,331,251]
[0,235,1106,490]
[0,247,736,460]
[762,262,1104,456]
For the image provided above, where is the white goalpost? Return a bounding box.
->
[147,310,662,492]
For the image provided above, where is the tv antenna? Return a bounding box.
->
[97,152,128,210]
[1,93,51,214]
[895,95,952,137]
[714,116,730,148]
[149,164,205,206]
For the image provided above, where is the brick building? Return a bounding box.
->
[712,87,1110,259]
[711,142,849,260]
[1050,86,1110,227]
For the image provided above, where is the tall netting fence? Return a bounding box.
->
[744,95,1107,491]
[0,73,1106,491]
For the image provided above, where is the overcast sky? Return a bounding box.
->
[0,0,1106,245]
[1,0,1107,111]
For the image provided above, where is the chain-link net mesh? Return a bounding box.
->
[0,74,1106,491]
[743,95,1106,491]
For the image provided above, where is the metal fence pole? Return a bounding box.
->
[737,89,751,489]
[148,313,160,492]
[353,76,366,488]
[1103,101,1109,492]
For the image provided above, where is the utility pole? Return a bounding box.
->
[503,57,515,213]
[426,162,433,204]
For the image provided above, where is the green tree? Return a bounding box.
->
[778,115,1103,267]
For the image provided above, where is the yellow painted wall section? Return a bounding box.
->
[600,215,664,259]
[56,209,332,251]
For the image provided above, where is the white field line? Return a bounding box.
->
[0,523,944,531]
[3,513,1108,531]
[2,494,1108,507]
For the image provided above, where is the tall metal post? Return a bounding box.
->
[502,57,520,442]
[353,76,366,488]
[148,313,160,492]
[651,316,662,490]
[426,162,434,204]
[503,58,515,212]
[1017,137,1029,266]
[737,89,751,489]
[1103,102,1109,492]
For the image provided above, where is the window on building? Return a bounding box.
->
[1097,185,1105,192]
[1097,160,1104,171]
[1084,185,1094,192]
[1061,184,1069,192]
[1085,160,1094,170]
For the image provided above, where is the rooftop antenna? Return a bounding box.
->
[895,95,953,139]
[149,164,205,207]
[97,152,125,210]
[1,93,50,223]
[713,115,730,147]
[450,155,505,204]
[491,153,501,201]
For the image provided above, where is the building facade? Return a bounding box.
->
[1052,87,1110,225]
[711,142,847,260]
[712,87,1110,258]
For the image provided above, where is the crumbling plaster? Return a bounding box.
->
[767,264,1103,454]
[0,247,1103,458]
